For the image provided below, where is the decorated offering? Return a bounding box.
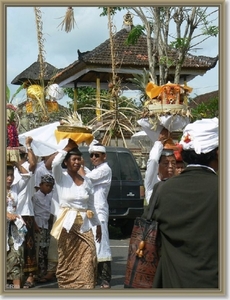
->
[25,83,64,114]
[7,104,21,163]
[58,111,92,133]
[139,81,193,134]
[55,111,93,145]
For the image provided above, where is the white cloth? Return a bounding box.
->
[144,141,163,204]
[160,115,190,132]
[51,150,100,235]
[180,117,219,154]
[131,130,153,148]
[92,221,112,262]
[14,161,35,216]
[46,83,64,100]
[84,161,112,261]
[7,175,31,251]
[137,118,163,143]
[137,116,190,143]
[32,190,52,229]
[88,139,106,153]
[19,122,68,157]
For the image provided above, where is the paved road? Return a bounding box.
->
[34,228,130,290]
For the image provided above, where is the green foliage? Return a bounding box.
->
[6,84,25,104]
[63,86,107,124]
[170,38,190,50]
[127,68,151,104]
[7,111,16,124]
[124,25,145,45]
[6,86,10,102]
[190,96,218,121]
[202,25,218,37]
[159,56,174,68]
[63,86,140,125]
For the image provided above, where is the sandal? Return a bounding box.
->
[23,281,35,288]
[100,280,111,289]
[23,273,35,289]
[38,273,56,283]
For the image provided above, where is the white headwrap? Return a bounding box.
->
[179,117,218,154]
[88,139,106,153]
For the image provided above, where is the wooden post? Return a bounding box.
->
[184,80,188,105]
[96,77,101,121]
[74,82,77,112]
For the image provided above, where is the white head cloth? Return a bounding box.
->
[179,117,218,154]
[88,139,106,153]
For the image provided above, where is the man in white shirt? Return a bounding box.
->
[14,136,37,288]
[79,140,112,289]
[144,128,177,204]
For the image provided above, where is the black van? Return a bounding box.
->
[79,146,145,235]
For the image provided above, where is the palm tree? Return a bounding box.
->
[127,68,153,105]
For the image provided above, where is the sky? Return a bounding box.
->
[6,6,219,108]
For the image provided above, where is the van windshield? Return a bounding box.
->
[119,153,140,181]
[82,150,140,181]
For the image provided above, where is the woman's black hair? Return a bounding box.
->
[181,147,218,166]
[61,147,82,169]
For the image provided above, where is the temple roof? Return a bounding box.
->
[52,28,218,89]
[11,60,58,86]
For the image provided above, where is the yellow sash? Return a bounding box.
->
[50,207,94,240]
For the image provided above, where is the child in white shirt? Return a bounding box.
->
[32,174,54,279]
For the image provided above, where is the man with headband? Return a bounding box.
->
[147,117,218,288]
[79,139,112,289]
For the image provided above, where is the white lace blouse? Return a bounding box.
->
[51,150,100,234]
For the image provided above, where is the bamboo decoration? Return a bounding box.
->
[58,7,76,33]
[34,7,48,117]
[108,7,116,111]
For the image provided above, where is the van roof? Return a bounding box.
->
[79,146,133,153]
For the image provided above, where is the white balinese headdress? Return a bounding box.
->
[88,139,106,153]
[179,117,218,154]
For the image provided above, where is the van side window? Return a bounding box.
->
[107,153,120,180]
[119,153,139,181]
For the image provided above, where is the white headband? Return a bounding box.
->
[88,139,106,153]
[179,117,218,154]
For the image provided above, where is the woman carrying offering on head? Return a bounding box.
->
[45,138,101,289]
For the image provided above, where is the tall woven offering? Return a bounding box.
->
[141,81,193,132]
[7,104,21,164]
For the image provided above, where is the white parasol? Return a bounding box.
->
[131,131,154,149]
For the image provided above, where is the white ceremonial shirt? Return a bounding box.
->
[144,141,163,204]
[14,161,35,216]
[51,150,100,235]
[35,161,59,217]
[32,189,52,229]
[84,162,112,222]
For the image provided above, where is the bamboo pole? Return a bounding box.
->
[96,77,101,121]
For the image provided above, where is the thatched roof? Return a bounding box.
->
[11,60,58,86]
[52,28,218,89]
[189,90,218,108]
